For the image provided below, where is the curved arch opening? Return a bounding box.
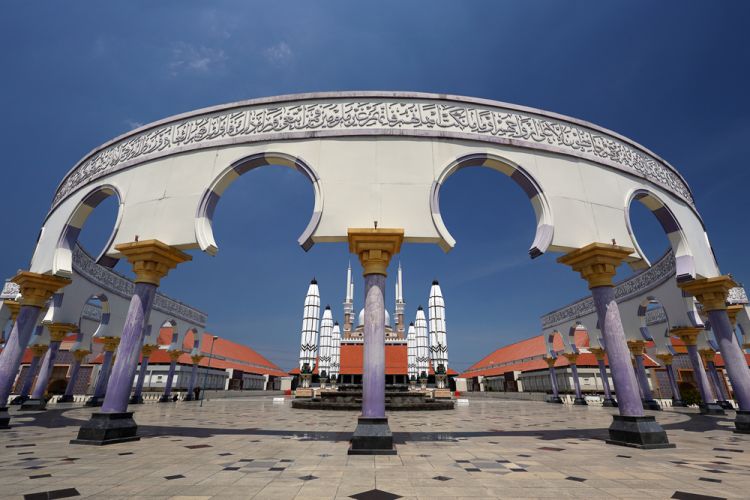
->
[637,296,671,351]
[53,185,123,277]
[568,322,593,352]
[195,152,322,256]
[80,294,111,347]
[625,189,694,281]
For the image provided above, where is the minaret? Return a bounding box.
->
[407,322,417,383]
[428,280,449,389]
[343,262,354,336]
[298,278,320,387]
[415,306,430,381]
[330,321,341,382]
[395,261,405,337]
[318,305,333,380]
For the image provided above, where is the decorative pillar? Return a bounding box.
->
[73,240,190,445]
[672,327,724,415]
[544,357,563,403]
[86,337,119,407]
[60,350,90,403]
[655,353,686,407]
[130,344,157,404]
[1,301,21,349]
[12,344,47,405]
[0,272,70,429]
[563,353,587,405]
[184,354,203,401]
[590,347,617,407]
[347,227,403,455]
[159,350,183,402]
[558,243,672,448]
[627,340,661,411]
[701,349,733,410]
[680,276,750,433]
[22,323,77,410]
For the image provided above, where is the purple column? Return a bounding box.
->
[101,283,156,413]
[93,351,114,399]
[709,309,750,411]
[30,341,61,400]
[18,354,42,399]
[591,286,644,418]
[686,344,718,405]
[665,365,683,405]
[362,273,386,418]
[597,359,612,400]
[549,365,560,398]
[707,360,730,402]
[63,360,82,399]
[131,354,151,403]
[0,306,44,405]
[570,363,583,399]
[185,362,199,400]
[160,358,178,401]
[633,355,655,401]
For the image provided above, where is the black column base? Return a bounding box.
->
[20,398,47,411]
[348,417,397,455]
[183,394,195,401]
[606,415,675,449]
[9,395,28,405]
[718,400,734,410]
[733,410,750,434]
[699,402,725,415]
[70,412,140,445]
[602,398,618,407]
[546,395,563,404]
[0,406,10,429]
[85,396,104,407]
[58,395,75,403]
[671,399,687,407]
[573,397,588,406]
[642,400,662,411]
[128,395,143,404]
[158,394,175,402]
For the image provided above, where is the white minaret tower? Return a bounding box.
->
[343,262,354,336]
[298,278,320,387]
[428,280,449,389]
[407,321,417,383]
[395,261,405,337]
[415,306,430,381]
[318,305,333,380]
[330,321,341,383]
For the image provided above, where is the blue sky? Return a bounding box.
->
[2,2,749,372]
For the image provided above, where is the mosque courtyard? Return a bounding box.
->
[1,395,748,500]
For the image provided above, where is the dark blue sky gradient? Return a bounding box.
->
[1,2,748,371]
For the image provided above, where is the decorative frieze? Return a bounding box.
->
[1,281,20,300]
[52,93,692,209]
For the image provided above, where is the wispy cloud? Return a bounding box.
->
[125,119,144,130]
[263,41,293,65]
[168,42,227,76]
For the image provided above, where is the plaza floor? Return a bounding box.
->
[1,395,749,499]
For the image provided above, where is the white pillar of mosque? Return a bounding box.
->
[318,306,334,385]
[330,322,341,387]
[407,322,417,389]
[395,262,405,336]
[298,279,320,389]
[428,280,449,389]
[343,263,354,335]
[415,306,430,387]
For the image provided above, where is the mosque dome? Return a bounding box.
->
[357,308,391,327]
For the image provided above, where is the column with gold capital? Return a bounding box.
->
[61,350,90,403]
[86,337,120,407]
[73,240,190,445]
[680,276,750,433]
[347,228,402,455]
[15,343,48,404]
[558,243,672,448]
[655,353,686,407]
[627,340,661,411]
[563,352,587,405]
[23,322,78,410]
[0,272,70,429]
[544,357,563,404]
[160,350,184,402]
[130,344,158,404]
[1,300,21,348]
[700,348,732,410]
[590,347,617,407]
[672,327,724,415]
[184,355,204,401]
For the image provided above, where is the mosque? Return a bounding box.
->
[291,263,457,388]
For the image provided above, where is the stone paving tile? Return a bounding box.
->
[0,396,749,499]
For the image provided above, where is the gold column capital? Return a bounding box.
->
[627,340,646,356]
[102,337,120,352]
[726,304,744,327]
[655,353,673,365]
[46,322,78,342]
[677,275,737,312]
[347,228,404,276]
[699,348,715,363]
[115,240,191,286]
[671,326,703,346]
[3,300,21,321]
[168,350,183,361]
[72,350,90,362]
[544,356,557,368]
[191,354,204,364]
[563,352,579,364]
[30,344,48,357]
[557,243,634,289]
[141,344,158,357]
[589,347,606,361]
[12,272,71,308]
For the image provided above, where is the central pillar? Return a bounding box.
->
[655,353,686,407]
[60,350,90,403]
[0,272,70,429]
[558,243,673,448]
[564,353,587,405]
[627,340,662,411]
[673,327,725,415]
[347,227,403,455]
[73,240,190,445]
[23,323,78,410]
[590,347,617,407]
[679,276,750,432]
[544,357,563,403]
